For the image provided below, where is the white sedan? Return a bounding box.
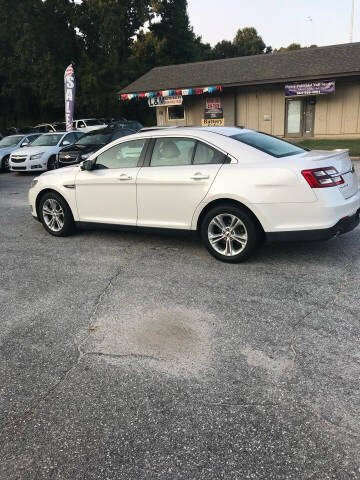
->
[10,131,83,172]
[28,127,360,262]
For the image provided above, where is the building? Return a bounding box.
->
[120,42,360,139]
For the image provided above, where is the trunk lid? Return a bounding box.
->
[298,149,358,199]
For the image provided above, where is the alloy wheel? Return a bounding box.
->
[208,213,248,257]
[42,198,64,232]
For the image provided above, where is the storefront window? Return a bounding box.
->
[168,106,185,120]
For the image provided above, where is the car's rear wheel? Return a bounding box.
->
[39,192,74,237]
[201,205,260,262]
[1,155,10,172]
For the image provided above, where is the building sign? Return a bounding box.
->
[206,97,221,109]
[204,108,223,119]
[201,118,225,127]
[148,95,183,107]
[285,80,335,96]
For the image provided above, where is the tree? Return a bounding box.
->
[209,27,270,60]
[149,0,201,65]
[274,43,317,53]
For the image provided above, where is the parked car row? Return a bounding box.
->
[0,119,143,173]
[2,118,143,137]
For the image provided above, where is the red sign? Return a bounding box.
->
[206,97,221,109]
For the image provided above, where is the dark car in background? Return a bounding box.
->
[56,127,136,168]
[108,120,143,131]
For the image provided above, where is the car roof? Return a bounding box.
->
[132,126,253,138]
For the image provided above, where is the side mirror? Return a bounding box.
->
[80,159,95,171]
[62,140,70,146]
[21,142,29,147]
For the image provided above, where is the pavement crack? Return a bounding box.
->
[200,401,278,408]
[83,351,166,362]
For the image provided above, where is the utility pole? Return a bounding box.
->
[350,0,355,42]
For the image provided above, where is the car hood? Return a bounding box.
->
[12,145,56,156]
[0,146,18,156]
[41,165,79,178]
[59,143,102,154]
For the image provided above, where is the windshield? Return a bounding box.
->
[77,132,112,145]
[0,136,23,147]
[31,134,63,146]
[84,119,102,126]
[230,132,305,158]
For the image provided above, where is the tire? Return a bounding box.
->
[1,155,10,172]
[39,191,74,237]
[47,156,56,170]
[200,204,260,263]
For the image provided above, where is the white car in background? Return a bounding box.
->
[10,131,83,172]
[0,133,41,172]
[28,127,360,262]
[72,119,106,133]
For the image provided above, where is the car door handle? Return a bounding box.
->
[190,173,210,180]
[118,174,132,180]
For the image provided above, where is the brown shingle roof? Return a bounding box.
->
[120,42,360,94]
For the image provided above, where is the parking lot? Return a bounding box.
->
[1,169,360,479]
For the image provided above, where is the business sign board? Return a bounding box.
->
[285,80,335,96]
[148,95,183,107]
[206,97,221,109]
[204,108,223,119]
[201,118,225,127]
[64,64,76,131]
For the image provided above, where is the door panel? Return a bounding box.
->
[137,138,225,229]
[75,167,140,224]
[136,164,222,228]
[75,138,146,224]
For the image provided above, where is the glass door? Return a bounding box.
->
[285,99,303,137]
[303,98,315,137]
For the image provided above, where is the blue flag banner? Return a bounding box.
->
[64,64,76,131]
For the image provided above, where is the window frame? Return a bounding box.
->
[230,131,307,158]
[93,138,150,170]
[167,105,185,122]
[144,137,229,168]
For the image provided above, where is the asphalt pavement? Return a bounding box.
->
[1,170,360,479]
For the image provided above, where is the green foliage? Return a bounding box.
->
[0,0,271,130]
[274,43,318,53]
[207,27,270,60]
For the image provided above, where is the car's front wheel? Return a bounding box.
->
[47,156,56,170]
[1,155,10,172]
[201,204,260,262]
[39,192,74,237]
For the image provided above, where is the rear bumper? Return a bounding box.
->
[267,210,360,242]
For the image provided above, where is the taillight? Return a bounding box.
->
[301,167,345,188]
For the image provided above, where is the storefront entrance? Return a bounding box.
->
[285,97,315,137]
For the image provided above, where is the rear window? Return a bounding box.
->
[230,132,305,158]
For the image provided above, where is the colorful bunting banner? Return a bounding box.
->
[120,85,223,101]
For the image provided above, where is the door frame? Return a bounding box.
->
[285,97,315,138]
[285,98,304,138]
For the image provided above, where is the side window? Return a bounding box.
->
[193,141,226,165]
[61,133,75,145]
[150,137,196,167]
[96,139,146,169]
[78,121,86,128]
[75,132,84,140]
[29,134,39,143]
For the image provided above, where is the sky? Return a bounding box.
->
[187,0,356,49]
